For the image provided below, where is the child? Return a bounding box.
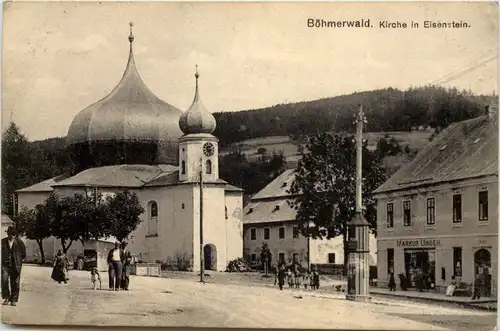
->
[90,267,101,290]
[287,269,294,288]
[303,270,310,289]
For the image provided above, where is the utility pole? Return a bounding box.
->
[346,105,371,302]
[199,157,205,283]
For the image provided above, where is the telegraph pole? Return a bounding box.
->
[346,105,371,302]
[199,157,205,283]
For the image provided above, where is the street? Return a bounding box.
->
[1,265,497,330]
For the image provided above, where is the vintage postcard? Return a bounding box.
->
[1,1,498,329]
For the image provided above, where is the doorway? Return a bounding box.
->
[203,244,217,271]
[404,249,436,288]
[474,249,492,297]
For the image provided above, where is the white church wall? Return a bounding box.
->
[224,192,244,264]
[130,186,195,267]
[191,185,227,272]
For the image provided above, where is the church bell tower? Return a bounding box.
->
[178,66,219,183]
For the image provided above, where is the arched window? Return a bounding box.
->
[181,161,186,174]
[206,160,212,175]
[147,201,158,236]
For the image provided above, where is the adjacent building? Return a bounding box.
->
[16,25,244,272]
[243,169,377,269]
[374,105,498,296]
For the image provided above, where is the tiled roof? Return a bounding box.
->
[225,184,244,193]
[18,164,243,193]
[252,169,296,200]
[16,174,71,192]
[243,199,296,224]
[51,165,165,188]
[374,115,498,194]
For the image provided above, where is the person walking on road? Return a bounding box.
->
[276,265,286,291]
[120,242,132,291]
[107,242,124,291]
[1,227,26,306]
[51,250,69,284]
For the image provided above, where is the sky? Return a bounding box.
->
[2,1,498,141]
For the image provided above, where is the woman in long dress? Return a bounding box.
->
[51,250,69,284]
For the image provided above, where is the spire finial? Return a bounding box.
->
[128,22,135,43]
[195,65,199,90]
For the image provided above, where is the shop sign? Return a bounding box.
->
[396,238,441,248]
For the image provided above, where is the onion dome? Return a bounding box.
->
[179,66,217,135]
[66,23,183,171]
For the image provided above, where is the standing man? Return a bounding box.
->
[107,242,124,291]
[2,226,26,306]
[120,242,132,291]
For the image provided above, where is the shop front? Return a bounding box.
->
[378,235,497,296]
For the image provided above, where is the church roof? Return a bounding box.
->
[17,164,243,192]
[66,23,183,146]
[16,174,71,193]
[374,113,498,194]
[178,66,217,135]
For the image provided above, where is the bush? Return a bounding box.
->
[226,258,253,272]
[173,252,192,272]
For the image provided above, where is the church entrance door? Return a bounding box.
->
[204,244,217,271]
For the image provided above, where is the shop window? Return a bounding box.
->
[453,247,462,277]
[279,227,285,239]
[250,228,256,240]
[453,194,462,223]
[328,253,336,264]
[387,248,394,275]
[251,254,257,262]
[278,253,285,264]
[264,227,270,240]
[479,191,488,221]
[293,227,300,238]
[403,200,411,227]
[426,198,435,226]
[386,203,394,228]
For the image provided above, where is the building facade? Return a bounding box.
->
[243,169,377,269]
[374,108,498,296]
[15,25,243,272]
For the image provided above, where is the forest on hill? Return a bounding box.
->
[213,85,495,146]
[3,85,495,213]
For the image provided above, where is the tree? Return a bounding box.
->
[105,191,145,241]
[2,123,33,216]
[260,242,272,276]
[288,133,387,272]
[14,205,52,264]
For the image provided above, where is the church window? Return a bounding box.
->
[181,161,186,175]
[206,160,212,174]
[147,201,158,236]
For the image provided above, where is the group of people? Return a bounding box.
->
[275,263,320,291]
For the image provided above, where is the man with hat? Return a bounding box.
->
[107,241,124,291]
[120,241,132,291]
[1,226,26,306]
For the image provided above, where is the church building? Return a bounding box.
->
[16,24,244,272]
